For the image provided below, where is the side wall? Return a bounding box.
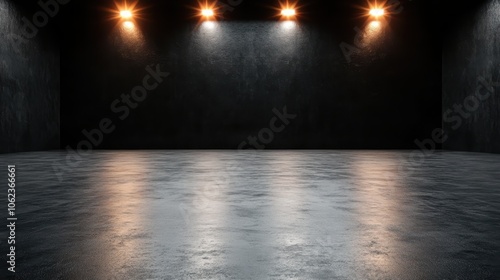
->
[443,0,500,153]
[0,0,60,154]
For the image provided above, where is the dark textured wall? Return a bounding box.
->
[0,0,60,154]
[61,0,441,149]
[443,0,500,153]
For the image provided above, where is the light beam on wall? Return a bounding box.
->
[123,20,135,29]
[201,21,216,29]
[282,20,296,29]
[108,1,150,61]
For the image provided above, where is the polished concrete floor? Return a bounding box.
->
[1,150,499,279]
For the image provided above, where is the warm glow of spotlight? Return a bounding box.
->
[369,8,384,17]
[369,20,381,28]
[202,21,216,29]
[202,9,214,17]
[120,10,133,19]
[123,21,134,29]
[282,20,296,29]
[278,1,298,19]
[281,9,296,17]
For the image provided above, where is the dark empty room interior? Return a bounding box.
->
[1,0,499,279]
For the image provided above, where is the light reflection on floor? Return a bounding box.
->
[1,150,499,279]
[353,154,404,278]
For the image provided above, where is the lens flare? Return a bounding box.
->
[369,8,384,17]
[362,1,388,19]
[196,1,217,21]
[120,10,133,19]
[277,1,299,19]
[281,9,296,17]
[202,9,214,17]
[108,1,144,24]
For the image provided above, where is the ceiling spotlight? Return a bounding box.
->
[120,10,133,19]
[369,8,384,17]
[201,9,214,17]
[281,8,296,17]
